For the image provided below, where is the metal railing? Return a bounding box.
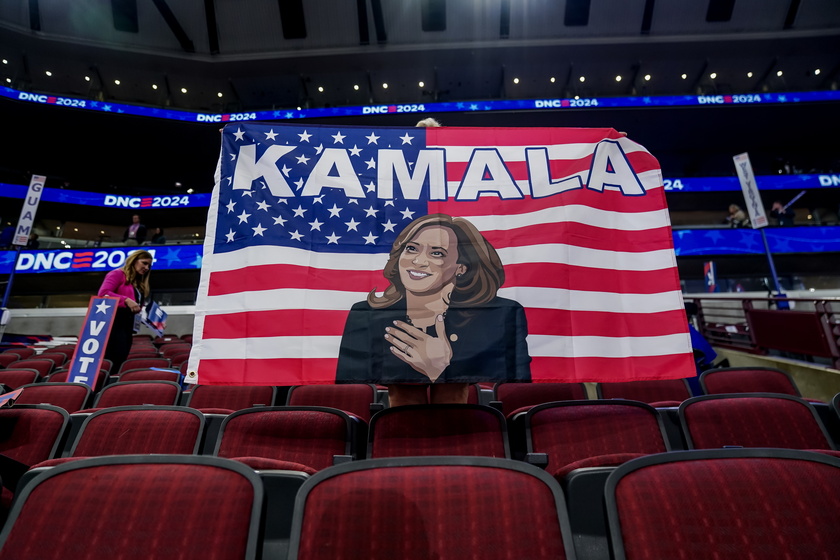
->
[686,296,840,369]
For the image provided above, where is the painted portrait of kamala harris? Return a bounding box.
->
[335,213,531,384]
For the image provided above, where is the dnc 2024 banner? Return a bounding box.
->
[187,123,694,385]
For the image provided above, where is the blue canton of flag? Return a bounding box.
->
[217,124,429,255]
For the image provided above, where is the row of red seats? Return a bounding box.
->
[0,419,838,559]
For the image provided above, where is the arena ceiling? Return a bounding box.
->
[1,0,839,113]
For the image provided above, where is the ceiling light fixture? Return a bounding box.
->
[644,74,651,81]
[217,92,223,97]
[152,84,158,90]
[382,83,388,89]
[579,76,585,82]
[114,79,120,85]
[550,77,555,83]
[710,72,717,79]
[513,78,519,84]
[45,70,52,76]
[747,71,753,78]
[84,76,91,82]
[681,73,687,79]
[317,86,324,92]
[353,84,359,90]
[181,87,187,93]
[418,81,424,87]
[776,70,783,77]
[815,69,821,75]
[1,59,7,64]
[615,75,622,82]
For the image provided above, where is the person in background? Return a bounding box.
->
[0,225,14,249]
[770,201,795,226]
[150,227,167,244]
[26,233,39,249]
[98,250,153,374]
[123,214,147,245]
[725,204,750,228]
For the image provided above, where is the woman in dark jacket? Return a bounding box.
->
[336,213,531,405]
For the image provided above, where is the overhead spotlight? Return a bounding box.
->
[297,106,301,110]
[100,230,105,235]
[114,79,120,85]
[382,83,388,89]
[681,73,687,80]
[4,78,10,84]
[776,70,783,77]
[317,86,324,92]
[747,71,753,78]
[84,76,91,82]
[353,84,359,90]
[56,226,60,230]
[579,76,585,83]
[45,70,52,76]
[418,81,424,88]
[574,95,580,100]
[615,75,622,82]
[73,228,79,232]
[644,74,651,81]
[710,72,717,79]
[815,69,821,76]
[550,77,555,83]
[513,78,519,84]
[187,188,194,194]
[181,87,187,93]
[217,92,223,97]
[1,59,6,64]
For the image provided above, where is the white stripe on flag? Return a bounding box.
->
[498,287,685,314]
[467,205,671,233]
[198,332,692,360]
[199,335,341,359]
[202,285,683,316]
[527,332,692,358]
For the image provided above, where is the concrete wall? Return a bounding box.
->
[4,306,197,339]
[714,347,840,403]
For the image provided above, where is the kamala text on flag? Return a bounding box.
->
[187,123,694,385]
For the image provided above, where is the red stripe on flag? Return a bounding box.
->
[208,263,384,297]
[194,354,696,386]
[529,354,696,383]
[196,358,339,385]
[482,222,674,253]
[525,308,688,338]
[506,263,680,295]
[202,308,349,338]
[427,127,625,146]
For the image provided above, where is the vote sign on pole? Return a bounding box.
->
[12,175,46,246]
[67,296,119,388]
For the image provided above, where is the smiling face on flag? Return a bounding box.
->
[188,123,694,386]
[398,226,462,297]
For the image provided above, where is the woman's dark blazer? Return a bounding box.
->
[335,296,531,384]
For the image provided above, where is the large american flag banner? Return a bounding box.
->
[187,123,694,385]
